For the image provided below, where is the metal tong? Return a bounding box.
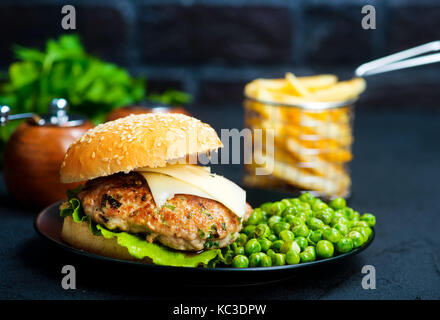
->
[355,41,440,77]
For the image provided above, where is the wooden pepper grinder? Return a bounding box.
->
[2,99,94,208]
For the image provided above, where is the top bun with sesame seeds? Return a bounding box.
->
[59,113,223,183]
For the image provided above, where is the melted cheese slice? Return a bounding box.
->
[137,165,246,218]
[140,172,214,207]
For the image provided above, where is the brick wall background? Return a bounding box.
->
[1,0,440,110]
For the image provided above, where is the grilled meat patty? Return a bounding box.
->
[76,172,251,251]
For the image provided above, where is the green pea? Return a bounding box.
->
[235,233,248,247]
[292,224,309,238]
[316,209,334,225]
[260,254,272,267]
[286,250,300,265]
[332,216,349,226]
[308,230,323,245]
[260,202,273,213]
[294,236,308,251]
[288,203,310,216]
[361,213,376,227]
[312,200,328,211]
[284,214,296,225]
[322,228,342,244]
[299,192,314,203]
[331,210,345,225]
[314,207,333,218]
[272,253,286,266]
[280,241,301,254]
[245,239,261,255]
[289,198,301,206]
[254,223,271,238]
[355,221,370,228]
[282,202,302,217]
[351,227,369,242]
[233,246,245,256]
[273,222,291,236]
[222,249,234,264]
[243,225,256,237]
[300,246,316,263]
[341,207,355,220]
[231,255,249,268]
[248,197,375,266]
[279,230,295,242]
[281,206,297,217]
[353,211,361,220]
[270,201,287,216]
[290,216,305,227]
[329,197,346,210]
[260,211,269,222]
[266,249,276,258]
[258,238,272,252]
[316,240,334,259]
[336,237,354,253]
[348,231,364,248]
[350,216,360,228]
[300,202,312,211]
[363,226,373,238]
[268,215,282,228]
[300,209,313,220]
[271,240,285,252]
[333,222,349,235]
[281,199,291,207]
[247,209,263,225]
[249,252,265,267]
[295,211,308,222]
[306,217,325,230]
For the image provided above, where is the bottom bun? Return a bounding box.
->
[61,216,152,263]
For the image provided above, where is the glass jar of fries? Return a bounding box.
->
[243,73,366,199]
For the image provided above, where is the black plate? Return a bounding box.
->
[34,193,375,286]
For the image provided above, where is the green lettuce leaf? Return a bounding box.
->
[96,225,219,267]
[60,197,219,267]
[60,198,101,235]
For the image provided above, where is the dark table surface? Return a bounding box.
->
[0,107,439,300]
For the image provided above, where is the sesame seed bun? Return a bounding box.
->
[60,113,223,183]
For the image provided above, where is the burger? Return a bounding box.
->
[59,113,251,267]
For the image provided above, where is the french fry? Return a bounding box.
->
[253,138,348,179]
[246,76,365,103]
[254,79,287,90]
[248,154,350,196]
[245,99,351,126]
[255,88,310,106]
[298,74,338,91]
[243,73,363,198]
[246,116,353,147]
[311,77,366,102]
[286,137,352,163]
[285,73,311,97]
